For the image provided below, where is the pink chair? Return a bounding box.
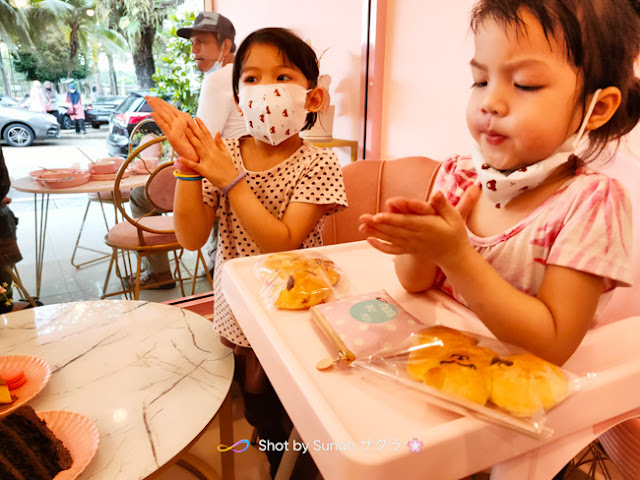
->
[322,156,441,245]
[102,135,212,299]
[592,149,640,480]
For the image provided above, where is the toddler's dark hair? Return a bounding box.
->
[470,0,640,162]
[232,27,320,131]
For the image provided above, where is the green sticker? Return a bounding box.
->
[349,298,398,324]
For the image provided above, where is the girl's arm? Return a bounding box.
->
[359,190,479,292]
[173,175,216,251]
[422,192,600,365]
[181,119,329,253]
[441,242,601,365]
[228,182,328,252]
[360,189,600,364]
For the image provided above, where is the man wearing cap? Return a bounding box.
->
[129,11,244,290]
[178,11,245,138]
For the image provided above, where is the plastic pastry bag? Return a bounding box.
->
[310,290,426,369]
[254,251,348,310]
[350,326,588,439]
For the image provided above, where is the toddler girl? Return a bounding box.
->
[148,27,347,477]
[360,0,640,366]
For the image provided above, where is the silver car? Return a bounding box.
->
[0,105,60,147]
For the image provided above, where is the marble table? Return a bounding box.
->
[0,300,234,479]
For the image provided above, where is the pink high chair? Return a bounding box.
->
[491,148,640,479]
[321,154,640,480]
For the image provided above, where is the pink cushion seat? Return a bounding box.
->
[106,216,178,248]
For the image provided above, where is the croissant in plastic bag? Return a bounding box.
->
[255,252,343,310]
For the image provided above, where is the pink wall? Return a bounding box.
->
[380,1,476,161]
[212,0,363,164]
[208,2,640,163]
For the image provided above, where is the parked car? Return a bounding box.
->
[85,95,125,129]
[56,104,73,129]
[0,95,19,108]
[0,105,60,147]
[107,91,156,157]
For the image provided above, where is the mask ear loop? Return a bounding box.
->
[572,88,602,150]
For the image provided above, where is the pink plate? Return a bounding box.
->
[0,355,52,417]
[29,168,80,178]
[89,169,131,181]
[38,410,100,480]
[37,172,91,189]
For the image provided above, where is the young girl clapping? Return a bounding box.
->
[148,28,347,476]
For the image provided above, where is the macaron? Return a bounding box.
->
[0,368,26,390]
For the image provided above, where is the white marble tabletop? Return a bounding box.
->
[0,300,234,479]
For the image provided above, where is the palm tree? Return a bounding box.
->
[0,0,31,95]
[96,0,180,89]
[26,0,99,78]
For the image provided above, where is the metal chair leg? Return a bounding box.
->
[71,196,112,269]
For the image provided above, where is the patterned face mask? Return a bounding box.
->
[471,89,603,208]
[238,83,309,146]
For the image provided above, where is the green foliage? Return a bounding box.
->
[151,10,201,115]
[12,30,90,82]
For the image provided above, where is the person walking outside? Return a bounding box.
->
[65,82,86,134]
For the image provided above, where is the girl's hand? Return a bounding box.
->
[359,185,481,266]
[145,96,199,167]
[182,117,239,188]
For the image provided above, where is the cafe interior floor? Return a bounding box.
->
[7,194,623,480]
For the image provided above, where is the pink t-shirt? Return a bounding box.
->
[433,156,632,312]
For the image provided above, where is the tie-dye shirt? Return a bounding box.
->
[434,155,632,312]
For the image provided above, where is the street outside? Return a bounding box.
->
[3,126,111,200]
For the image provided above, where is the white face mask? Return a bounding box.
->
[471,89,602,208]
[238,83,309,146]
[206,52,224,75]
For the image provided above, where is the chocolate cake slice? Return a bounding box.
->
[0,406,73,479]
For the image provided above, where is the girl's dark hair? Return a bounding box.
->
[232,28,320,131]
[470,0,640,162]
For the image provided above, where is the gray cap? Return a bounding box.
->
[177,12,236,50]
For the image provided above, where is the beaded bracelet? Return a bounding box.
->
[173,169,204,181]
[221,171,246,195]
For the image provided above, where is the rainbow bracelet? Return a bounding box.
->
[173,169,204,181]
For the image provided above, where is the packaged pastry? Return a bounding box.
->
[311,290,424,368]
[255,251,346,310]
[310,293,584,438]
[350,325,581,438]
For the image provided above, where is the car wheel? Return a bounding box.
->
[62,115,72,130]
[4,123,35,147]
[92,122,100,129]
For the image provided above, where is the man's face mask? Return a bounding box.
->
[238,83,309,146]
[205,51,224,75]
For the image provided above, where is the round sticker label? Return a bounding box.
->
[349,298,398,324]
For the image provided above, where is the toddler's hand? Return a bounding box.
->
[359,185,481,265]
[359,197,436,249]
[145,96,199,163]
[181,118,239,188]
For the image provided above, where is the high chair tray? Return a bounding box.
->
[222,240,640,480]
